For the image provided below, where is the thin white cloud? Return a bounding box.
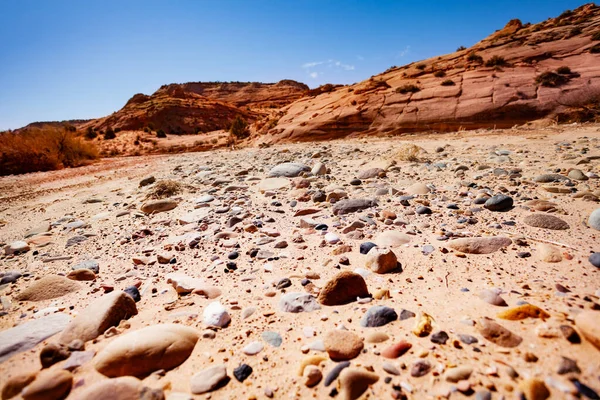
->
[301,59,355,78]
[302,61,324,69]
[396,46,411,58]
[356,55,365,61]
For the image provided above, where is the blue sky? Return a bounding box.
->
[0,0,586,130]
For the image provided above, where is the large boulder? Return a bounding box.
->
[59,291,138,344]
[94,324,199,377]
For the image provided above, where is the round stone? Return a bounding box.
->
[323,330,364,361]
[360,306,398,327]
[484,195,513,211]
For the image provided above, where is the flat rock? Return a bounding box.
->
[71,376,164,400]
[94,324,199,377]
[524,214,569,230]
[67,269,96,281]
[140,199,178,214]
[477,317,522,348]
[447,237,511,254]
[375,231,411,247]
[268,162,310,177]
[575,310,600,350]
[324,330,364,361]
[190,365,229,395]
[71,260,99,274]
[280,293,321,313]
[317,271,369,305]
[59,291,138,344]
[381,341,412,359]
[0,313,71,363]
[484,194,513,211]
[258,177,290,192]
[166,273,204,294]
[16,275,82,301]
[445,366,473,383]
[332,199,377,215]
[4,240,30,255]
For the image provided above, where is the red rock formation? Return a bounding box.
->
[265,4,600,143]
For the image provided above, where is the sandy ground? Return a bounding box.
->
[1,124,599,399]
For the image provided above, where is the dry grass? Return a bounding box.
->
[0,127,98,176]
[392,143,428,162]
[145,180,183,199]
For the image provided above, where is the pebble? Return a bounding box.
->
[411,360,431,377]
[233,364,253,382]
[303,365,322,387]
[589,208,600,230]
[519,378,550,400]
[4,240,30,255]
[324,330,364,361]
[332,199,377,215]
[477,317,522,348]
[140,199,178,213]
[381,341,412,358]
[324,361,350,386]
[359,242,377,254]
[71,259,100,274]
[479,288,508,306]
[242,341,264,355]
[73,376,164,400]
[365,247,399,273]
[484,194,513,211]
[268,162,309,177]
[448,236,512,254]
[445,366,473,382]
[430,331,449,345]
[203,302,231,327]
[589,252,600,268]
[360,306,398,327]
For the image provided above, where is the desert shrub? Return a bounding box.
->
[556,66,571,75]
[156,129,167,138]
[441,79,455,86]
[229,115,249,139]
[392,143,428,163]
[415,63,426,70]
[434,70,446,78]
[210,138,218,144]
[559,9,573,19]
[114,127,121,133]
[456,46,467,51]
[569,27,582,37]
[592,31,600,41]
[104,127,116,140]
[590,43,600,53]
[396,84,421,94]
[466,53,483,63]
[84,127,97,140]
[535,71,569,87]
[485,55,507,67]
[0,127,98,176]
[147,122,155,130]
[143,127,150,133]
[146,180,182,199]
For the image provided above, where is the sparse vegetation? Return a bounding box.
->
[396,84,421,94]
[392,143,428,163]
[456,46,467,51]
[0,127,98,176]
[535,71,569,87]
[569,27,582,37]
[433,70,446,78]
[441,79,455,86]
[556,66,571,75]
[104,127,116,140]
[591,31,600,41]
[485,55,508,67]
[156,129,167,138]
[590,43,600,54]
[415,63,426,70]
[84,127,97,140]
[145,180,182,199]
[466,53,483,64]
[229,115,249,140]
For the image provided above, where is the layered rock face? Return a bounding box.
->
[87,80,308,135]
[266,4,600,143]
